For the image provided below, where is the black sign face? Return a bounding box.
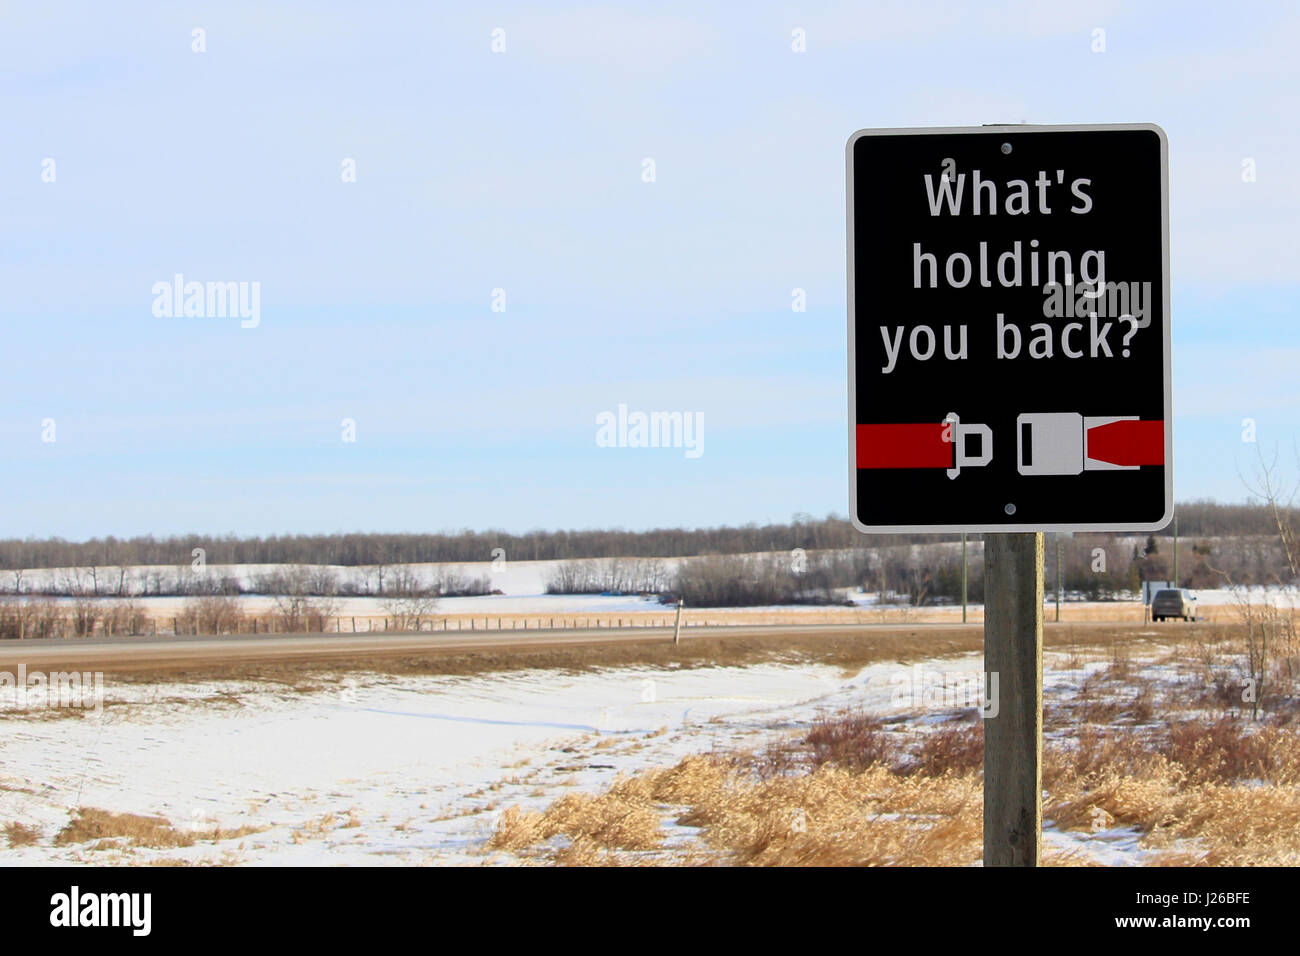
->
[847,124,1172,533]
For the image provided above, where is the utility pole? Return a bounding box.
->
[1173,514,1179,586]
[961,533,968,624]
[1055,535,1061,623]
[983,533,1044,867]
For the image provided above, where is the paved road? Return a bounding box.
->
[0,619,1181,674]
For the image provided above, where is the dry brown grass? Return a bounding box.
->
[1046,757,1300,866]
[805,710,891,771]
[55,808,195,849]
[489,785,663,853]
[4,821,40,847]
[291,812,352,843]
[1163,718,1300,783]
[490,754,982,866]
[911,721,984,777]
[488,686,1300,866]
[53,807,263,850]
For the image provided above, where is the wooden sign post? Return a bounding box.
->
[982,532,1044,866]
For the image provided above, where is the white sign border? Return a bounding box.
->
[846,123,1173,534]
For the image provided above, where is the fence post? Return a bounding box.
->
[673,599,684,645]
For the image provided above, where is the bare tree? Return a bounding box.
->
[382,566,439,631]
[179,595,246,635]
[271,565,341,632]
[1205,441,1300,719]
[1241,443,1300,582]
[58,567,99,637]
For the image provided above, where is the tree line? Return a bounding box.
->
[543,526,1296,607]
[0,500,1290,572]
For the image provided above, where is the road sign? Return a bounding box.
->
[846,124,1171,533]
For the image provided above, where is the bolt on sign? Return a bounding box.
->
[846,124,1172,532]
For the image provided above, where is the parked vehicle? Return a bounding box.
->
[1152,588,1197,622]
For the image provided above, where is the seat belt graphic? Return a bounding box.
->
[1017,413,1164,475]
[857,412,993,480]
[858,412,1163,479]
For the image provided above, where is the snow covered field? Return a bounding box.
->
[0,645,1190,866]
[5,553,1294,628]
[11,579,1295,617]
[5,558,624,598]
[0,660,863,864]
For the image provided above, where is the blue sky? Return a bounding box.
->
[2,1,1297,538]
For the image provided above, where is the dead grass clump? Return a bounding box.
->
[716,738,806,781]
[492,756,984,867]
[488,806,551,850]
[1046,758,1186,833]
[1162,717,1300,784]
[1046,726,1154,783]
[489,783,663,853]
[291,813,340,843]
[1071,695,1124,724]
[201,822,264,842]
[1190,674,1245,712]
[630,754,731,807]
[1155,784,1300,865]
[548,792,662,850]
[553,834,623,866]
[805,710,894,771]
[1048,759,1300,865]
[1041,712,1300,864]
[55,808,194,849]
[1128,686,1155,723]
[671,761,983,866]
[4,821,40,847]
[53,807,263,850]
[910,723,983,777]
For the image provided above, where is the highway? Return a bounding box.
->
[0,619,1179,675]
